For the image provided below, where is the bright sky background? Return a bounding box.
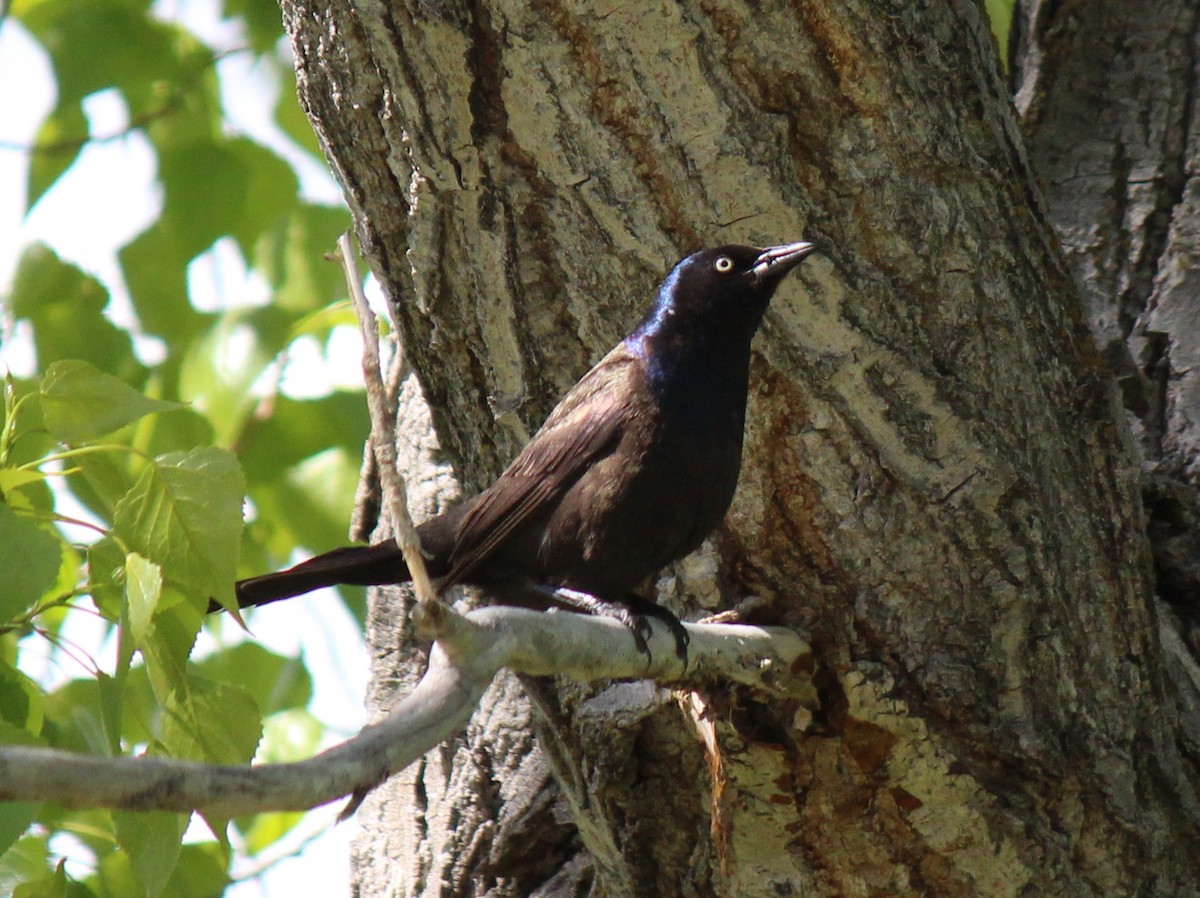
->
[0,2,373,895]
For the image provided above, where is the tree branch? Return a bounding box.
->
[0,607,810,816]
[337,233,440,614]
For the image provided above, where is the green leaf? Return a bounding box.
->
[112,810,187,898]
[40,360,183,443]
[225,138,300,255]
[157,141,250,251]
[10,245,136,374]
[154,138,297,263]
[985,0,1016,67]
[139,599,201,707]
[16,0,200,110]
[0,660,44,737]
[105,665,157,749]
[161,676,261,764]
[248,447,363,558]
[256,708,322,764]
[0,802,40,860]
[118,224,205,345]
[141,53,224,152]
[0,720,44,748]
[0,660,43,738]
[235,806,304,855]
[0,467,50,495]
[36,543,82,640]
[222,0,285,55]
[239,392,369,484]
[0,503,62,623]
[87,538,126,621]
[27,102,88,212]
[254,204,350,311]
[0,384,57,516]
[240,303,305,358]
[195,809,232,858]
[194,643,312,716]
[111,447,244,607]
[95,672,124,757]
[143,843,229,898]
[273,67,324,159]
[178,314,273,447]
[141,408,215,459]
[70,450,139,525]
[288,446,363,536]
[13,860,68,898]
[0,833,53,896]
[41,678,107,754]
[124,552,163,649]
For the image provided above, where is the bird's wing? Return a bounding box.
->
[439,345,640,590]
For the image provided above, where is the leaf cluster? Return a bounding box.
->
[1,0,371,893]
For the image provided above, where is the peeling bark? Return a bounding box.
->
[280,1,1200,895]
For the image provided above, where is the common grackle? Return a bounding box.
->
[225,242,815,656]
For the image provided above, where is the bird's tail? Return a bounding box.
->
[230,542,410,611]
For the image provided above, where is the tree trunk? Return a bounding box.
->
[1015,0,1200,654]
[280,1,1200,894]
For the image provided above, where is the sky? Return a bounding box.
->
[0,3,372,895]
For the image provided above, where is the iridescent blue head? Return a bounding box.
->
[627,241,816,380]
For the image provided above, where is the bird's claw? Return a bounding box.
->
[544,586,689,669]
[619,599,689,668]
[627,613,654,662]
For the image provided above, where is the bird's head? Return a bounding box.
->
[634,241,816,345]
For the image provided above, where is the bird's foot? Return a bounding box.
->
[550,588,689,667]
[620,595,690,666]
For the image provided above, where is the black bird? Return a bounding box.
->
[226,242,816,656]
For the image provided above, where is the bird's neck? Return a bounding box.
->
[626,280,768,396]
[625,312,759,414]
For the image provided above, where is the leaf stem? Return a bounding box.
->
[0,591,81,636]
[18,443,148,471]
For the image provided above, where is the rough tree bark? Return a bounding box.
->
[1014,0,1200,658]
[278,1,1200,895]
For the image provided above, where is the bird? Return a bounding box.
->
[223,241,816,659]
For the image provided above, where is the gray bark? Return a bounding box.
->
[1016,0,1200,838]
[1015,0,1200,651]
[280,1,1200,895]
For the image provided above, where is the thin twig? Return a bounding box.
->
[335,233,440,615]
[0,48,247,155]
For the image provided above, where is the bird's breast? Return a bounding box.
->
[531,386,745,596]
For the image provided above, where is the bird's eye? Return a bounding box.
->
[714,256,735,274]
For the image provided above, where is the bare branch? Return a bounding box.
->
[0,608,810,816]
[336,233,440,614]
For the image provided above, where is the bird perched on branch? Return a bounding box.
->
[223,241,816,658]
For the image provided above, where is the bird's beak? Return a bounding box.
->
[751,241,816,284]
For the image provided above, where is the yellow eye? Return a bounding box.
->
[714,256,734,274]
